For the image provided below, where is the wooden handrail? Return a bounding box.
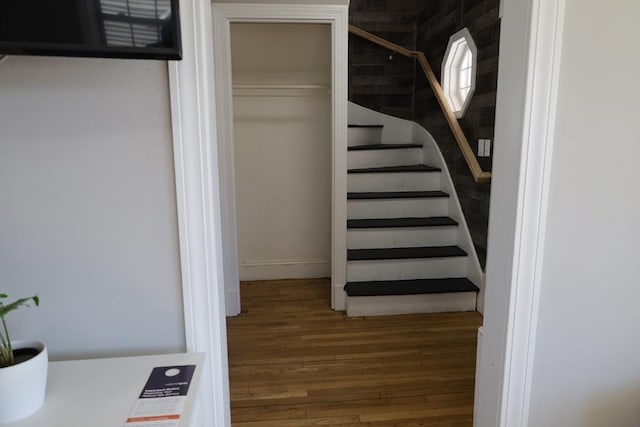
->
[349,25,491,184]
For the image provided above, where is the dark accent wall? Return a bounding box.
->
[348,0,418,120]
[348,0,500,267]
[414,0,500,266]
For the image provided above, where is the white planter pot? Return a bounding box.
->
[0,340,48,423]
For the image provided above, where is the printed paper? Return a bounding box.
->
[124,365,196,427]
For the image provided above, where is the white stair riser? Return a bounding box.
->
[346,292,477,316]
[347,257,467,282]
[348,147,422,169]
[348,127,383,146]
[348,172,440,192]
[347,198,448,219]
[347,227,457,249]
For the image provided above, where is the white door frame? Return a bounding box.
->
[167,0,566,426]
[211,2,349,315]
[167,1,231,425]
[473,0,566,426]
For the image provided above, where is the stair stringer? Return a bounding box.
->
[347,101,485,313]
[412,122,485,313]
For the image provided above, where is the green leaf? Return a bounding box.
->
[0,295,40,319]
[0,347,13,367]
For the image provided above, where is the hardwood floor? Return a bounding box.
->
[226,278,483,426]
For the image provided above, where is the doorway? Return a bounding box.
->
[169,0,565,425]
[211,3,350,316]
[230,23,332,290]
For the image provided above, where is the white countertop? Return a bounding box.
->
[4,352,204,427]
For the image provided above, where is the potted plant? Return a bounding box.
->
[0,294,47,423]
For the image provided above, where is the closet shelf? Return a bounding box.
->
[232,84,331,97]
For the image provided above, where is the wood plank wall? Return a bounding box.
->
[414,0,500,266]
[348,0,418,120]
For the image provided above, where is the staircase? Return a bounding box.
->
[344,120,481,316]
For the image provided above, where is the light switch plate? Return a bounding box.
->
[478,139,485,156]
[484,139,491,157]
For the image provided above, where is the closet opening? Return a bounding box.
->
[230,22,333,309]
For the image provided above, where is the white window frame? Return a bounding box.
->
[442,27,477,118]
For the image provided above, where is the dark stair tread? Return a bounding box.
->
[348,164,440,174]
[347,217,458,229]
[344,278,479,296]
[348,124,384,128]
[347,245,467,261]
[348,143,421,151]
[348,190,448,200]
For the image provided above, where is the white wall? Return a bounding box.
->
[0,56,185,360]
[527,2,640,426]
[231,23,332,280]
[231,23,331,87]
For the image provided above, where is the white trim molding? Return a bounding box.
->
[168,0,231,426]
[239,258,331,281]
[499,1,566,425]
[211,2,349,314]
[473,0,566,426]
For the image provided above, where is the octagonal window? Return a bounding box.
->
[442,28,477,118]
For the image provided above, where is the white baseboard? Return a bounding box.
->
[239,258,330,281]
